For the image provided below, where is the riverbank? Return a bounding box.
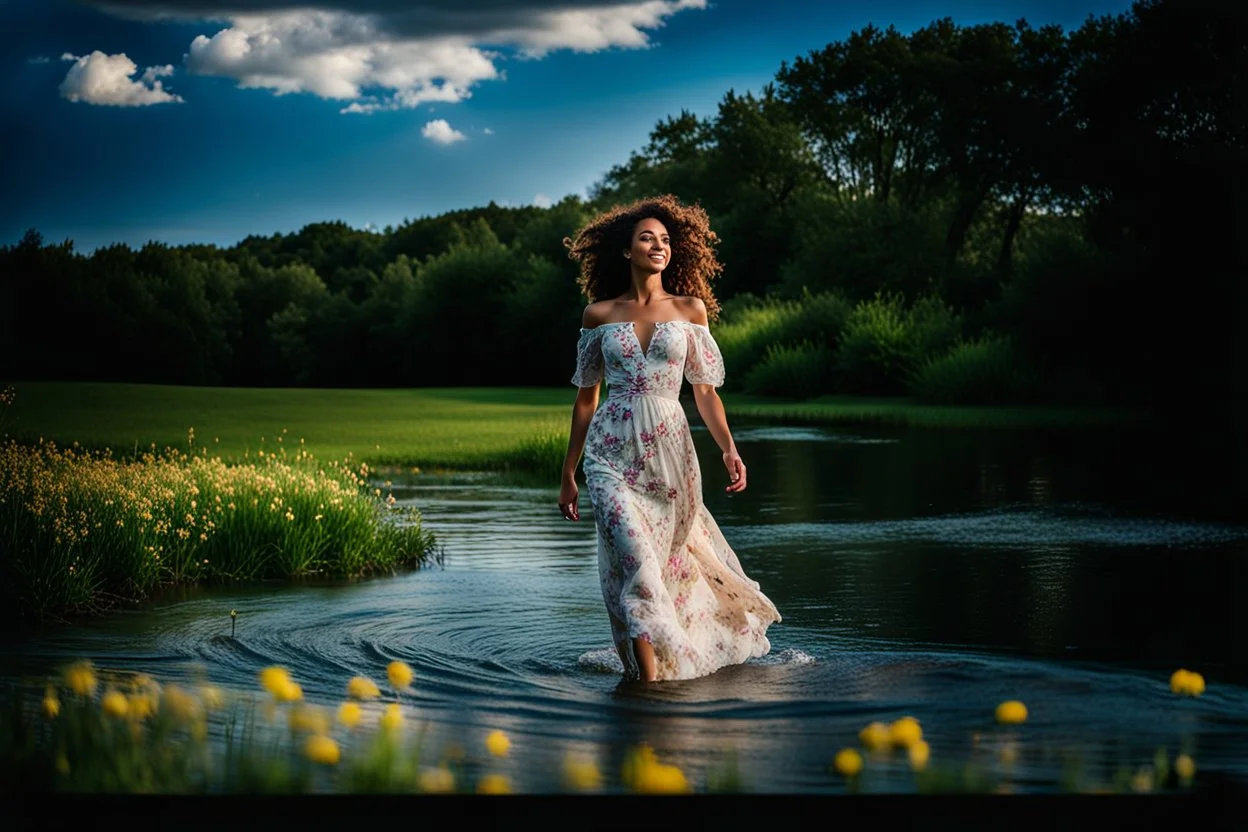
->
[4,383,1145,472]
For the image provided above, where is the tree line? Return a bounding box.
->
[1,0,1241,413]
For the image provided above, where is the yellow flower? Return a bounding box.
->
[289,704,330,735]
[641,763,692,794]
[387,661,414,691]
[995,700,1028,724]
[42,694,61,719]
[419,766,456,793]
[908,740,931,771]
[1175,754,1196,783]
[55,753,71,775]
[305,735,341,765]
[858,721,891,752]
[485,729,511,758]
[259,666,291,696]
[1130,768,1155,793]
[162,685,201,723]
[621,744,658,789]
[562,754,602,791]
[1170,669,1206,697]
[833,748,864,778]
[889,716,923,749]
[337,701,362,728]
[346,676,381,700]
[476,774,512,795]
[65,661,97,697]
[101,689,129,719]
[191,719,208,742]
[380,702,403,733]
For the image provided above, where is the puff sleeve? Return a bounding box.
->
[684,324,725,387]
[571,327,605,387]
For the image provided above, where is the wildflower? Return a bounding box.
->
[42,692,61,719]
[380,702,403,733]
[387,660,414,691]
[337,701,362,728]
[833,748,863,778]
[995,700,1028,724]
[419,766,456,793]
[346,676,381,700]
[101,690,129,719]
[562,754,602,791]
[1170,669,1206,696]
[259,666,301,702]
[1130,767,1155,793]
[485,729,511,758]
[1175,754,1196,784]
[289,704,330,735]
[64,661,97,697]
[633,762,691,794]
[128,691,157,721]
[162,685,201,723]
[477,774,512,795]
[908,740,931,771]
[305,735,341,766]
[889,716,923,748]
[858,721,891,752]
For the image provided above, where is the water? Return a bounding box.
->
[3,421,1246,793]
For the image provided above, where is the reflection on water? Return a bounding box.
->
[2,423,1245,793]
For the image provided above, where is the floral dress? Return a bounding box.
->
[572,320,781,681]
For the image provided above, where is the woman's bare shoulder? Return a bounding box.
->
[582,300,615,329]
[674,296,708,325]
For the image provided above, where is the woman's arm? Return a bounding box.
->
[691,385,746,493]
[560,383,600,511]
[560,305,606,520]
[684,296,746,493]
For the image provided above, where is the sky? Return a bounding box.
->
[2,0,1136,253]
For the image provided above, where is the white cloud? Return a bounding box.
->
[82,1,706,113]
[482,127,493,135]
[533,193,552,208]
[59,51,184,106]
[421,118,465,145]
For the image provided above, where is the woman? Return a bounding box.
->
[559,194,781,683]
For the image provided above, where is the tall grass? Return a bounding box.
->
[742,341,836,398]
[0,437,438,624]
[714,291,852,393]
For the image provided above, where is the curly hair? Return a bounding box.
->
[563,194,722,321]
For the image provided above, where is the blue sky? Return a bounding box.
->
[3,0,1134,253]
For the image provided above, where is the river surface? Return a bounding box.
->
[2,421,1246,793]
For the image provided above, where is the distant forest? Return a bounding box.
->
[2,0,1242,416]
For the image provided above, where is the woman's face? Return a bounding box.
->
[626,218,671,275]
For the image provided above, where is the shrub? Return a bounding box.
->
[907,335,1038,404]
[742,341,836,398]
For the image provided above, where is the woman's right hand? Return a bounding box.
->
[559,475,580,521]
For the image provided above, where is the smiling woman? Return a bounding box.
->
[558,195,781,683]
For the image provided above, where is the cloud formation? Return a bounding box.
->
[533,193,552,208]
[59,51,184,106]
[421,118,465,144]
[83,1,706,113]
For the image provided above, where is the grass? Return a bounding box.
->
[4,383,1145,476]
[0,438,439,624]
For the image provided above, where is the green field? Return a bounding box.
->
[3,383,1143,472]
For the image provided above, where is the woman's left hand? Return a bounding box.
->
[723,448,747,494]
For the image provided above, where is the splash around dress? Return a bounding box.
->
[572,320,781,682]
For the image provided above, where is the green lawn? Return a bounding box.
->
[3,382,1143,471]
